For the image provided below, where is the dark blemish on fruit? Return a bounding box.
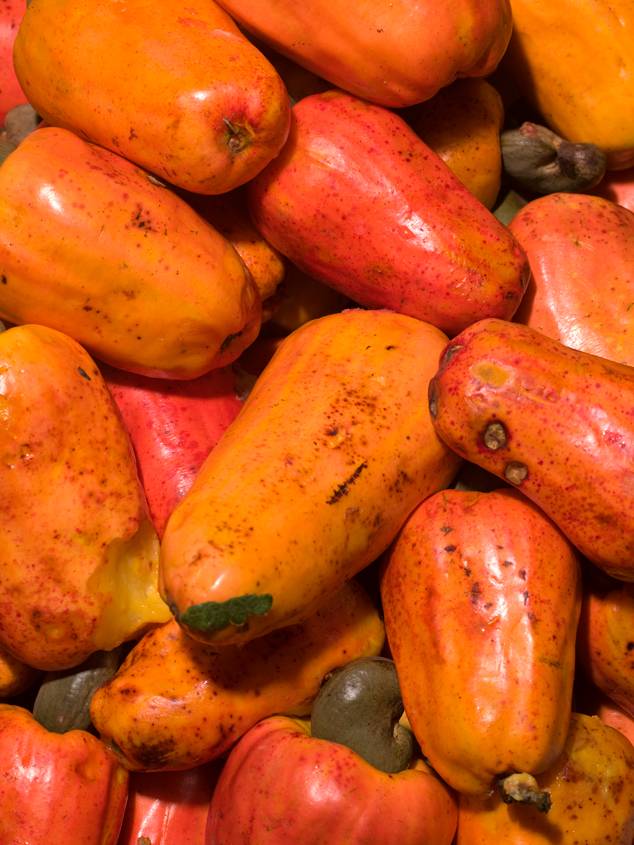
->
[441,526,452,534]
[220,331,243,353]
[1,275,6,285]
[505,461,528,486]
[484,421,507,450]
[444,545,456,552]
[78,367,91,380]
[327,462,368,504]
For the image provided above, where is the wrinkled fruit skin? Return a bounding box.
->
[213,0,512,108]
[0,704,129,845]
[248,90,530,338]
[0,324,171,670]
[380,487,581,796]
[455,714,634,844]
[13,0,291,192]
[161,308,462,646]
[205,716,458,845]
[428,317,634,580]
[90,579,385,771]
[0,127,261,379]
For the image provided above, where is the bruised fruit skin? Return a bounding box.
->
[428,318,634,580]
[380,487,581,797]
[0,704,129,845]
[206,716,458,845]
[90,579,385,771]
[213,0,512,108]
[100,363,245,539]
[511,193,634,366]
[13,0,291,193]
[577,583,634,718]
[247,90,530,338]
[0,128,261,379]
[160,309,462,646]
[455,714,634,845]
[0,325,171,671]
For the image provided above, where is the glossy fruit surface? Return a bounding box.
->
[0,127,261,378]
[429,318,634,580]
[13,0,291,192]
[213,0,512,107]
[381,487,581,796]
[206,715,458,844]
[161,308,462,646]
[248,90,529,337]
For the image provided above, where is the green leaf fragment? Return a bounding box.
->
[181,593,273,632]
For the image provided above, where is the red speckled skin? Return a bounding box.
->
[214,0,512,108]
[0,0,28,124]
[511,193,634,366]
[101,363,244,538]
[248,90,529,338]
[0,704,129,845]
[577,583,634,718]
[380,487,581,796]
[13,0,291,193]
[428,318,634,580]
[205,716,458,845]
[117,762,223,845]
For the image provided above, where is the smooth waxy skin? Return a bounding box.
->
[577,583,634,718]
[0,325,171,670]
[0,127,261,378]
[14,0,291,193]
[456,714,634,844]
[501,0,634,170]
[248,90,529,338]
[206,716,458,845]
[380,487,581,796]
[428,318,634,579]
[511,193,634,366]
[0,704,129,845]
[91,579,385,770]
[161,308,462,646]
[213,0,512,108]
